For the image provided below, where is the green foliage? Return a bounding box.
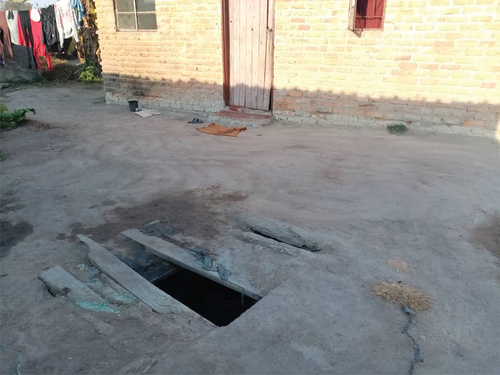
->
[0,104,36,130]
[387,123,408,135]
[0,150,5,161]
[78,64,102,83]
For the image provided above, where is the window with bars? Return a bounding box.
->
[115,0,157,31]
[348,0,386,30]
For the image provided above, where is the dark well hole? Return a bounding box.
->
[154,268,257,326]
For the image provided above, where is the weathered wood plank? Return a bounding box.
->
[99,272,132,296]
[262,0,275,111]
[121,229,262,300]
[229,0,235,106]
[229,0,272,110]
[239,0,247,107]
[234,0,242,106]
[222,0,231,105]
[77,235,213,325]
[250,0,260,109]
[245,0,255,107]
[347,0,356,31]
[257,0,268,110]
[86,277,137,306]
[38,265,114,311]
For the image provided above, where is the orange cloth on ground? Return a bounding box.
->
[197,123,247,137]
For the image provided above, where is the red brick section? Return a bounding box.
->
[273,0,500,132]
[94,0,225,112]
[95,0,500,133]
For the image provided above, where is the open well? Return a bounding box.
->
[154,267,258,326]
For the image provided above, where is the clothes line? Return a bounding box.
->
[0,0,85,70]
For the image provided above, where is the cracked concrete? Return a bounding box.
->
[84,317,119,354]
[403,312,422,375]
[0,84,499,374]
[0,343,22,375]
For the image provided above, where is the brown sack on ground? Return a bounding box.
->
[197,123,247,137]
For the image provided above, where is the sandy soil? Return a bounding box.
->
[0,84,499,374]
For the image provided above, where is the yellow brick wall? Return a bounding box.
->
[273,0,500,131]
[95,0,225,111]
[95,0,500,132]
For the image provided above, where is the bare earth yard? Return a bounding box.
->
[0,84,499,374]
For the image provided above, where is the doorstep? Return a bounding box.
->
[208,107,274,128]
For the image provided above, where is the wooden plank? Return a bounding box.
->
[257,0,268,110]
[347,0,357,31]
[380,0,387,30]
[229,0,235,106]
[233,0,241,106]
[245,0,255,109]
[245,0,254,108]
[86,277,137,306]
[222,0,230,105]
[38,265,114,311]
[77,235,213,324]
[239,0,247,107]
[250,0,260,109]
[100,272,133,296]
[262,0,275,111]
[121,229,262,300]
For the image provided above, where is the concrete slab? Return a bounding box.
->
[208,108,274,128]
[0,84,498,374]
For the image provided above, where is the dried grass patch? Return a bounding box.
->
[373,282,431,312]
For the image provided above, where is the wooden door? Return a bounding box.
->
[227,0,274,111]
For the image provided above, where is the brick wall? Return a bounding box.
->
[96,0,500,134]
[273,0,500,133]
[95,0,225,112]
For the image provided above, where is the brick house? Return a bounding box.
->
[95,0,500,135]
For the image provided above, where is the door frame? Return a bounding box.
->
[221,0,275,110]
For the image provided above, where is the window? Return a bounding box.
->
[115,0,157,31]
[348,0,386,30]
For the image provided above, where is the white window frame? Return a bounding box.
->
[115,0,157,31]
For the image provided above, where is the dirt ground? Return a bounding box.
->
[1,84,499,374]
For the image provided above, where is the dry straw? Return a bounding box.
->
[373,282,431,312]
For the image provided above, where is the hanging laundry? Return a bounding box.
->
[41,5,59,49]
[29,9,53,71]
[71,0,85,26]
[17,10,37,69]
[0,28,4,66]
[6,10,19,45]
[0,11,14,61]
[54,0,79,48]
